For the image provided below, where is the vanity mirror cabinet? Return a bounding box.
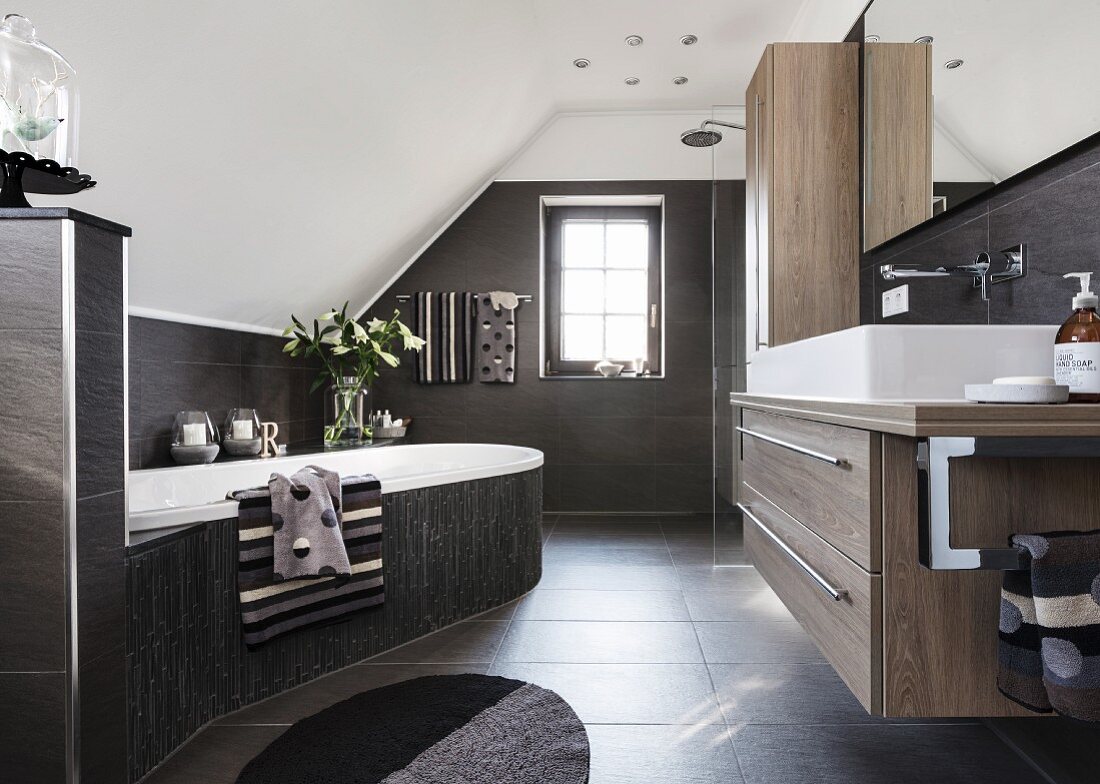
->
[863,0,1100,249]
[744,43,860,359]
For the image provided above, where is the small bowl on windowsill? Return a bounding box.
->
[595,361,624,378]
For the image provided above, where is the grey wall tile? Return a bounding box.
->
[79,646,128,783]
[135,318,241,365]
[0,500,66,671]
[0,220,61,328]
[559,417,655,465]
[0,330,63,502]
[0,672,67,782]
[76,330,125,499]
[74,224,124,334]
[77,491,126,661]
[558,464,657,512]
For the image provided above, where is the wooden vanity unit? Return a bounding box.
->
[733,393,1100,717]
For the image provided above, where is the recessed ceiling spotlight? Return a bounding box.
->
[944,58,964,69]
[864,34,880,42]
[624,76,640,86]
[680,34,698,45]
[673,76,688,85]
[625,35,643,47]
[572,58,591,68]
[914,35,933,44]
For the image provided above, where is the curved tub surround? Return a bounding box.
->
[129,442,544,533]
[126,468,542,782]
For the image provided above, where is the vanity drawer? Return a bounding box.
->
[742,484,882,713]
[740,409,880,571]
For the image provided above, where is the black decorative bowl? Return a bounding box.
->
[0,149,96,207]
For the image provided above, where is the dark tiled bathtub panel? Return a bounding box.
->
[126,469,542,782]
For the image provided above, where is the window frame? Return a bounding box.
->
[540,196,664,378]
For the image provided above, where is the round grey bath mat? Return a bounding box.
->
[236,674,590,783]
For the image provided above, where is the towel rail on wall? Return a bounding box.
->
[917,436,1100,570]
[394,294,533,303]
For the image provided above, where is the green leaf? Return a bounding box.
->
[309,374,327,394]
[318,310,339,320]
[378,350,399,368]
[281,325,296,337]
[282,338,300,353]
[331,345,351,355]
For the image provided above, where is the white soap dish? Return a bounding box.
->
[964,383,1069,404]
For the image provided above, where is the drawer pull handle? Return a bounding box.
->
[737,426,848,467]
[738,503,848,602]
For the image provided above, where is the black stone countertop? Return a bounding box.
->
[0,206,133,236]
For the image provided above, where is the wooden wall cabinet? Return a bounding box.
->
[745,43,860,358]
[864,42,933,250]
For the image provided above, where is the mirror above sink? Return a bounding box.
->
[862,0,1100,249]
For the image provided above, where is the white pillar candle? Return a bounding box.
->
[232,420,254,440]
[182,422,207,446]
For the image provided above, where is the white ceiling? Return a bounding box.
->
[18,0,806,332]
[866,0,1100,183]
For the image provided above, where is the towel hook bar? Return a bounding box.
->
[394,293,533,303]
[917,435,1100,570]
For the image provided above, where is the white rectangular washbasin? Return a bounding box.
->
[746,325,1059,401]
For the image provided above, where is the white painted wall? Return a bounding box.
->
[785,0,867,41]
[499,110,746,181]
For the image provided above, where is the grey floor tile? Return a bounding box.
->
[470,598,521,621]
[711,663,887,725]
[731,724,1046,784]
[684,590,793,623]
[659,519,715,537]
[694,622,825,664]
[367,620,510,664]
[555,514,664,526]
[488,663,723,724]
[587,724,743,784]
[513,589,691,622]
[216,664,489,726]
[140,725,287,784]
[543,547,675,569]
[552,519,664,536]
[537,562,682,591]
[546,532,668,550]
[495,621,704,664]
[677,565,770,593]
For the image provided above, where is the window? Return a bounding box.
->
[542,199,663,376]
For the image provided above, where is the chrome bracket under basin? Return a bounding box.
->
[917,435,1100,570]
[881,243,1026,302]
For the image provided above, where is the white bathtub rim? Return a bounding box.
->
[128,442,543,533]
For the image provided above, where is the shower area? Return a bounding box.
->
[702,105,749,566]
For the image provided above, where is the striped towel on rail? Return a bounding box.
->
[411,291,473,383]
[231,474,383,646]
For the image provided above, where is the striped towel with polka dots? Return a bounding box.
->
[998,530,1100,721]
[231,474,383,646]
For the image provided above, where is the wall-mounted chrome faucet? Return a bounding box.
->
[879,244,1026,301]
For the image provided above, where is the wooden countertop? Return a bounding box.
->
[730,393,1100,437]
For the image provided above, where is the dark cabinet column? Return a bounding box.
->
[0,209,131,783]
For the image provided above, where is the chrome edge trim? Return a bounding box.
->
[61,219,80,782]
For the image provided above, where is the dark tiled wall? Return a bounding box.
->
[126,470,541,781]
[366,180,730,514]
[862,135,1100,325]
[129,317,324,468]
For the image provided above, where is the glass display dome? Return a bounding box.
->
[0,14,77,166]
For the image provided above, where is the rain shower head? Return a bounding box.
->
[679,119,746,147]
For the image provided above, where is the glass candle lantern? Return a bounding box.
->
[0,14,78,165]
[223,408,262,456]
[172,411,218,447]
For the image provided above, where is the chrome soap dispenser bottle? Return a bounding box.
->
[1055,272,1100,402]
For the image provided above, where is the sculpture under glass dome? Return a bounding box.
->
[0,14,93,207]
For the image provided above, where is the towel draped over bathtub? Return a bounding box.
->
[268,465,350,582]
[231,474,383,646]
[412,291,474,384]
[998,529,1100,722]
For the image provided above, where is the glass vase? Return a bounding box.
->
[324,377,370,447]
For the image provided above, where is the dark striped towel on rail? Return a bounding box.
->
[231,474,383,646]
[411,291,473,384]
[998,529,1100,722]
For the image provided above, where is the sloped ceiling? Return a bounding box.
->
[18,0,804,333]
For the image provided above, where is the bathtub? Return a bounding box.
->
[125,441,544,780]
[128,442,544,534]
